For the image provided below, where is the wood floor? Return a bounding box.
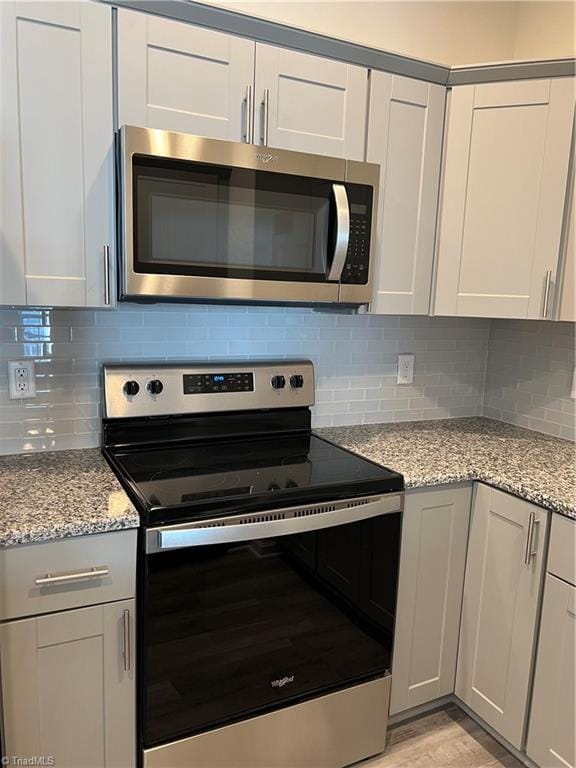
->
[362,706,523,768]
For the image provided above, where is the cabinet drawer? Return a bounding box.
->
[548,514,576,585]
[0,530,136,621]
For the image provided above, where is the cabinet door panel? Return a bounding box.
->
[0,600,135,767]
[456,484,548,749]
[527,574,575,768]
[368,73,445,314]
[435,78,575,319]
[117,10,254,141]
[0,1,114,308]
[558,169,575,321]
[391,485,471,714]
[255,43,367,159]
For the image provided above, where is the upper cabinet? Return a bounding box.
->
[254,44,367,159]
[116,12,368,159]
[434,78,575,319]
[557,169,575,321]
[117,10,255,141]
[367,73,445,314]
[0,1,115,308]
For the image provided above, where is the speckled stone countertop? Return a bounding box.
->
[0,449,139,548]
[316,417,575,520]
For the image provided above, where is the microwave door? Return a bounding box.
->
[327,184,350,283]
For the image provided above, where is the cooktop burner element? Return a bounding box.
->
[101,360,403,526]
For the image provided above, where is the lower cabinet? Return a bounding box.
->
[0,599,136,768]
[527,574,575,768]
[455,483,548,750]
[390,484,471,714]
[527,514,575,768]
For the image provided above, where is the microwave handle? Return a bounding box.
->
[327,183,350,282]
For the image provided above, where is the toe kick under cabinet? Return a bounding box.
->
[0,530,137,768]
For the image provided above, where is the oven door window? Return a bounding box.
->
[142,513,400,748]
[133,156,336,283]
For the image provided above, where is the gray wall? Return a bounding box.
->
[483,320,575,441]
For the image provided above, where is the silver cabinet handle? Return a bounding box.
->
[244,84,253,143]
[103,244,111,305]
[35,565,109,587]
[123,608,131,672]
[542,269,552,318]
[524,512,540,565]
[261,88,270,145]
[327,183,350,282]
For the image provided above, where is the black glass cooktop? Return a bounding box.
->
[106,433,403,526]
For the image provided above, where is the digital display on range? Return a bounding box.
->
[183,372,254,395]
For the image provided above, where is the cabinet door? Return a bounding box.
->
[435,78,575,319]
[558,168,575,321]
[367,73,445,315]
[254,43,368,159]
[390,485,471,714]
[0,600,135,767]
[456,484,548,749]
[117,10,255,141]
[0,1,114,307]
[527,574,575,768]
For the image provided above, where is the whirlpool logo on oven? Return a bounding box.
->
[256,152,278,164]
[271,675,295,689]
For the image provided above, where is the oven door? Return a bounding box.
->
[141,494,402,750]
[120,126,353,304]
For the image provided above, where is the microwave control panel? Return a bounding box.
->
[342,187,373,285]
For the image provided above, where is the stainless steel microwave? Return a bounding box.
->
[119,125,379,305]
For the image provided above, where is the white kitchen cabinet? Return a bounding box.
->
[254,44,368,158]
[367,73,445,315]
[390,484,471,714]
[0,1,115,307]
[527,514,575,768]
[434,78,575,319]
[527,574,575,768]
[456,484,549,749]
[557,168,575,321]
[116,13,368,160]
[117,10,255,141]
[0,599,136,767]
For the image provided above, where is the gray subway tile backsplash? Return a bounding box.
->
[483,319,575,441]
[0,306,573,454]
[0,305,489,454]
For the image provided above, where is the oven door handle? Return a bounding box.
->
[327,184,350,282]
[147,493,402,553]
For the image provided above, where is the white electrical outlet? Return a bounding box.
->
[397,354,414,385]
[8,360,36,399]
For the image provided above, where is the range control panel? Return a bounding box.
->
[103,360,315,419]
[183,372,254,395]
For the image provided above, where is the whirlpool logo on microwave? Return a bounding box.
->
[256,152,278,164]
[271,675,295,689]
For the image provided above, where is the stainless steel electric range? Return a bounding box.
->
[102,360,404,768]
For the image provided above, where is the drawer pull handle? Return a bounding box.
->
[123,608,131,672]
[35,565,110,586]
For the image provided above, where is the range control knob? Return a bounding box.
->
[123,380,140,397]
[271,375,286,390]
[147,379,164,396]
[290,374,304,389]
